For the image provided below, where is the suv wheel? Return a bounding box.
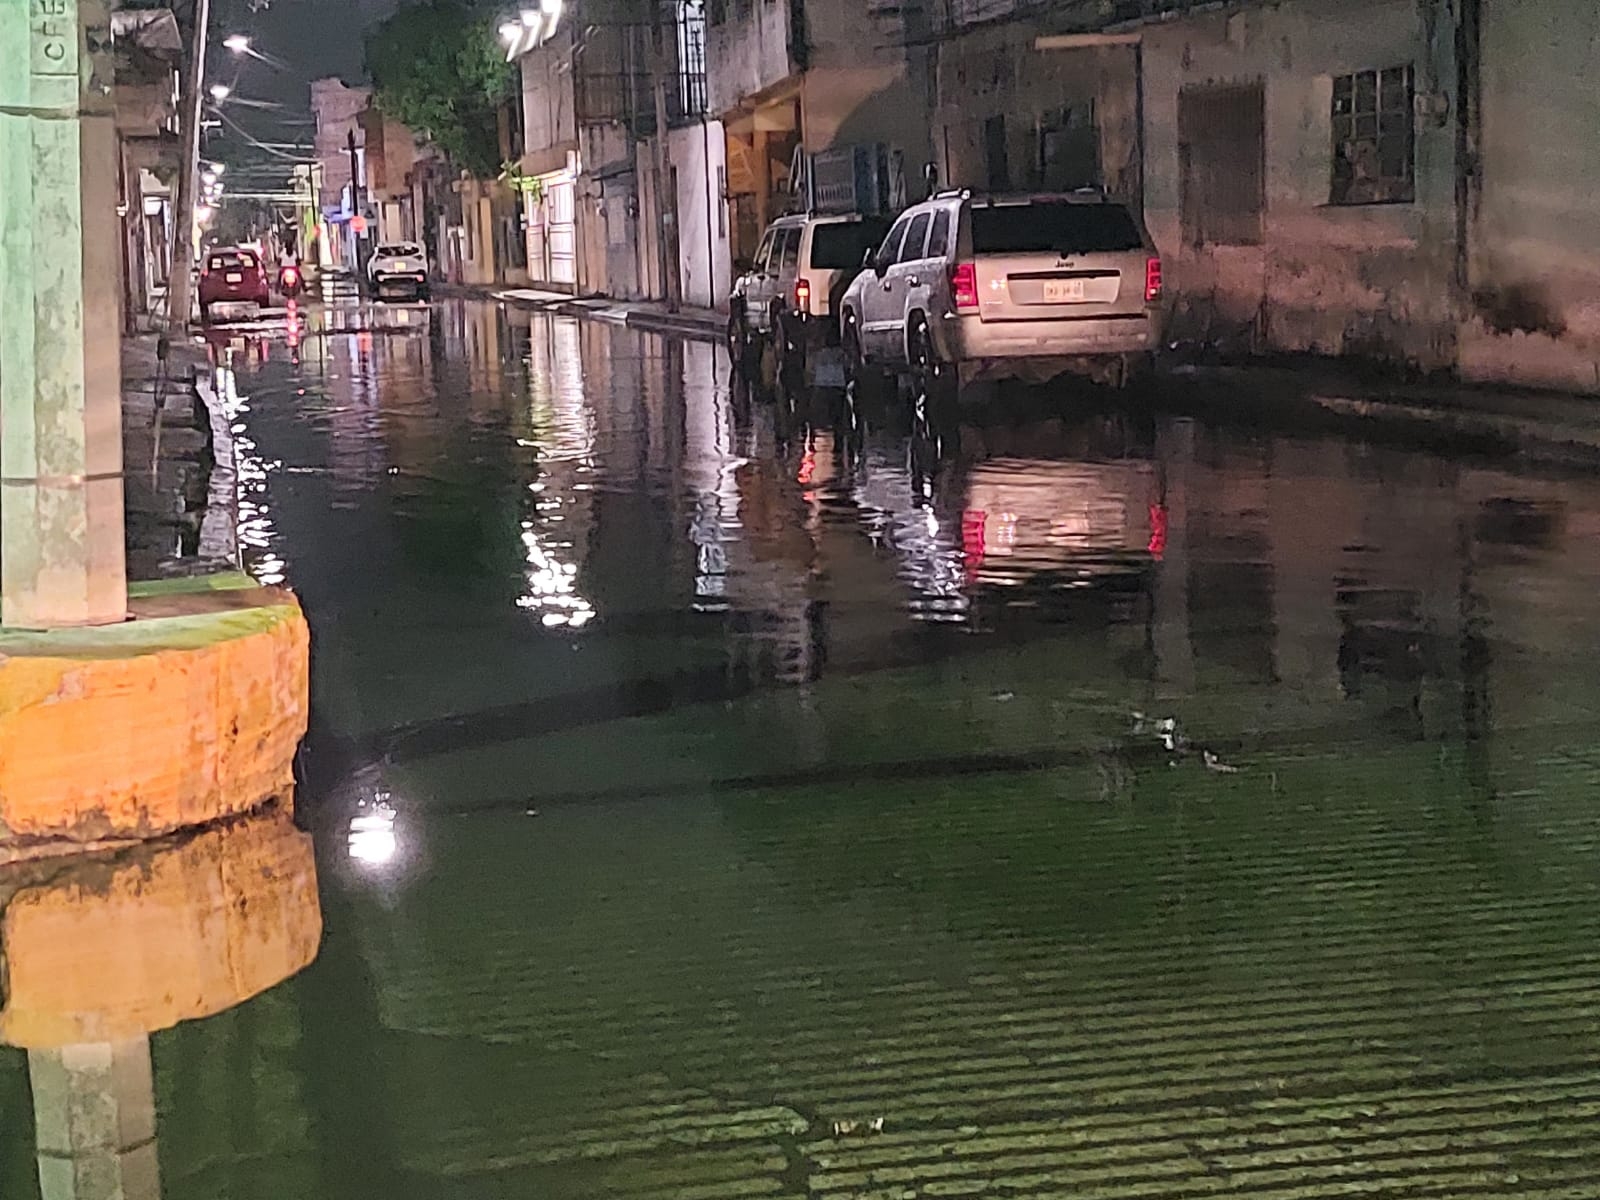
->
[908,319,954,406]
[843,321,887,403]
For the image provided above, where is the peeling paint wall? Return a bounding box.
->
[1462,0,1600,394]
[1142,0,1460,368]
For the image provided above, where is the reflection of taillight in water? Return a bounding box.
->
[794,277,810,312]
[1144,257,1163,303]
[961,509,987,582]
[951,262,979,311]
[285,300,300,349]
[1148,503,1168,560]
[797,448,816,485]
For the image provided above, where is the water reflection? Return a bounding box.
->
[23,301,1600,1195]
[0,805,320,1200]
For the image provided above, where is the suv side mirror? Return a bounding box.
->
[870,247,888,278]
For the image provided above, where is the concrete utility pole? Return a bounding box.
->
[167,0,212,328]
[0,0,128,628]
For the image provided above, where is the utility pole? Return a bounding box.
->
[167,0,212,328]
[347,127,364,273]
[0,0,128,628]
[650,2,682,312]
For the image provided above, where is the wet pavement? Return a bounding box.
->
[7,297,1600,1197]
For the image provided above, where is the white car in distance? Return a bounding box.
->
[367,242,431,302]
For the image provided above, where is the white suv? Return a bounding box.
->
[367,242,430,301]
[839,190,1164,390]
[729,212,892,381]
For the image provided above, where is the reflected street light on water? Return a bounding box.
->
[348,794,400,868]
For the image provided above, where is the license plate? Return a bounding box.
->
[1042,278,1087,303]
[226,272,242,284]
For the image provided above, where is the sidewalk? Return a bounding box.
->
[1159,359,1600,469]
[495,288,724,342]
[121,333,235,581]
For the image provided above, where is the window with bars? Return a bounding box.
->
[677,0,708,120]
[1331,64,1415,205]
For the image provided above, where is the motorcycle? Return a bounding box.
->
[277,262,305,300]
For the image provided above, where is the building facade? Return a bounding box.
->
[111,5,185,329]
[510,0,730,306]
[310,78,372,272]
[708,0,935,262]
[910,0,1599,393]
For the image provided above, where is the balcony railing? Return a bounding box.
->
[576,70,708,135]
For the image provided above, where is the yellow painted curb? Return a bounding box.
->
[0,805,321,1048]
[0,580,310,857]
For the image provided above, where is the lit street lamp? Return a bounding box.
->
[223,33,250,54]
[209,83,232,102]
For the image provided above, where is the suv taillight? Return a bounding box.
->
[794,277,811,312]
[1145,257,1163,303]
[951,261,979,311]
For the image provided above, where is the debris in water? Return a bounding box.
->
[1204,751,1242,775]
[832,1117,886,1137]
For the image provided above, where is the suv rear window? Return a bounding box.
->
[970,202,1143,255]
[808,219,891,270]
[208,251,257,271]
[376,244,422,258]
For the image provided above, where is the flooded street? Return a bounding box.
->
[7,298,1600,1197]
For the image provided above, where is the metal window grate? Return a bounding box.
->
[1331,64,1415,205]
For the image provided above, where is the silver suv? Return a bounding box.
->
[839,190,1164,390]
[729,212,892,380]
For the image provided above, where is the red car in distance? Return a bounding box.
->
[198,247,270,323]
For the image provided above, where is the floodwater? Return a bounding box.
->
[6,298,1600,1198]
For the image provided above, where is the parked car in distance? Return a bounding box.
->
[198,247,270,323]
[729,212,893,384]
[839,190,1164,391]
[367,242,430,301]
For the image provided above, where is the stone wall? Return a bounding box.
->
[1461,0,1600,393]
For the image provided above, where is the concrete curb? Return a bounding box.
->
[193,366,240,563]
[493,289,725,343]
[622,309,724,342]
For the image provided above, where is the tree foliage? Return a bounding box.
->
[366,0,514,177]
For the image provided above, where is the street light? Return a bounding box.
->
[223,33,250,54]
[209,83,231,102]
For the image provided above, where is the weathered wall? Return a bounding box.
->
[707,0,796,117]
[1462,0,1600,393]
[310,78,371,208]
[1143,0,1459,367]
[933,25,1136,200]
[710,0,931,184]
[670,121,733,309]
[519,27,579,172]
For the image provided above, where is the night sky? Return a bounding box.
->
[213,0,396,114]
[211,0,397,186]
